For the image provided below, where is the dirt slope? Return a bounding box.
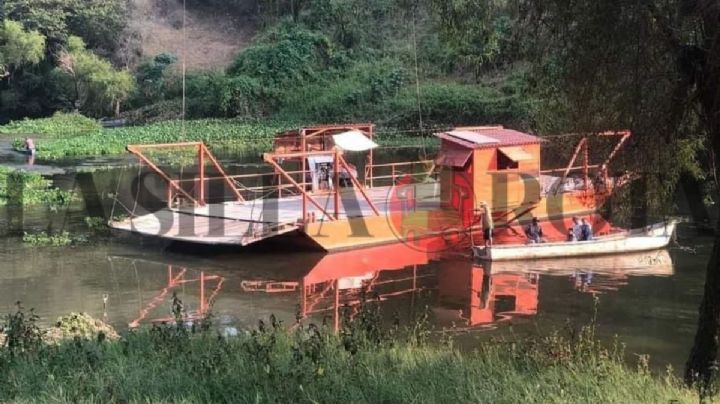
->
[122,0,257,70]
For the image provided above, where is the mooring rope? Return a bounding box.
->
[109,166,124,219]
[129,164,142,217]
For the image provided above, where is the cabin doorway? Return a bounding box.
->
[450,163,474,227]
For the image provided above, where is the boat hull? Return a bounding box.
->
[474,221,676,261]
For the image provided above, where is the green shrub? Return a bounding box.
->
[278,65,529,128]
[381,81,531,128]
[227,25,334,86]
[0,112,101,137]
[132,53,178,106]
[184,72,275,118]
[277,59,409,122]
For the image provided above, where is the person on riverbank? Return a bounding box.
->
[480,201,493,247]
[525,217,544,243]
[580,218,593,241]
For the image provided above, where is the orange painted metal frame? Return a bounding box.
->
[126,142,245,207]
[128,265,225,328]
[548,130,632,194]
[263,148,381,222]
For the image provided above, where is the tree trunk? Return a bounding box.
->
[686,217,720,386]
[630,177,647,229]
[685,3,720,386]
[680,171,713,233]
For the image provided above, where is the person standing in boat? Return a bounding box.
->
[572,216,582,240]
[566,228,577,242]
[24,137,35,155]
[525,217,544,243]
[480,201,493,247]
[580,217,594,241]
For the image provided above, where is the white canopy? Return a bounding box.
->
[332,130,378,152]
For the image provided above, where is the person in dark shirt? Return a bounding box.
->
[579,218,593,241]
[572,216,582,240]
[525,217,544,243]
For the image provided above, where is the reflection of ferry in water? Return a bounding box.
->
[437,250,674,328]
[109,242,673,330]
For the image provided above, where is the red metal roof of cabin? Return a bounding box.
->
[435,126,542,149]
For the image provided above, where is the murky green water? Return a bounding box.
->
[0,147,710,373]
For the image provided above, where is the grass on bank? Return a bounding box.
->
[0,303,705,403]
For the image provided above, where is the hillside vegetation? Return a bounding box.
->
[0,0,530,131]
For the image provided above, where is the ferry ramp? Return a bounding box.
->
[110,183,441,247]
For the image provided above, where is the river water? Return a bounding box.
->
[0,146,710,373]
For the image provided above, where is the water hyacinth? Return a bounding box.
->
[0,167,74,206]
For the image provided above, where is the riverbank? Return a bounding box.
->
[0,308,703,403]
[1,115,438,160]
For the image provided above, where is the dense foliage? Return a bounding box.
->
[0,0,129,120]
[0,0,530,129]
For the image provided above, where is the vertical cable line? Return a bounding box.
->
[411,6,423,132]
[411,5,428,156]
[182,0,187,138]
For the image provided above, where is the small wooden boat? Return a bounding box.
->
[481,249,673,276]
[13,147,34,155]
[473,220,677,261]
[100,117,127,128]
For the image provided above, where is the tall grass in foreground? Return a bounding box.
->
[0,303,704,403]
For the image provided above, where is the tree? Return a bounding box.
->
[0,20,45,78]
[56,36,134,116]
[3,0,68,45]
[65,0,128,55]
[258,0,310,23]
[135,53,177,103]
[525,0,720,387]
[3,0,128,53]
[430,0,516,80]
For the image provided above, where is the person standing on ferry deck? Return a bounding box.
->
[480,201,493,247]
